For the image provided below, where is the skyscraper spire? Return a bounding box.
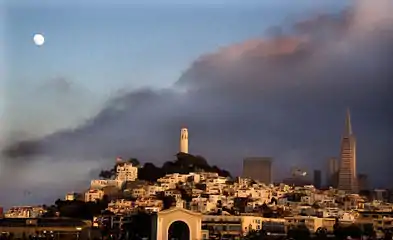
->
[338,108,357,193]
[345,108,352,137]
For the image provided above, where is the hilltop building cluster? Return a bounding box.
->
[1,110,393,239]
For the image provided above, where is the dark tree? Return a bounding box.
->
[122,211,152,239]
[383,229,392,240]
[51,197,109,220]
[138,153,232,181]
[315,227,328,239]
[127,158,140,166]
[260,203,273,218]
[269,197,278,205]
[100,153,232,183]
[333,219,346,240]
[179,188,193,202]
[345,224,363,239]
[41,204,58,217]
[234,197,251,213]
[156,194,177,210]
[363,223,375,239]
[244,229,266,240]
[217,200,223,209]
[312,202,321,209]
[195,183,206,191]
[138,162,165,182]
[99,168,116,179]
[287,225,311,240]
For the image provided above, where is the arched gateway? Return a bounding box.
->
[151,207,202,240]
[168,221,190,240]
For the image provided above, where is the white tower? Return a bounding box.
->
[180,127,188,154]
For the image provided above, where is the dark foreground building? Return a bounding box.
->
[0,218,93,239]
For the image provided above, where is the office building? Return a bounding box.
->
[313,170,322,189]
[327,157,339,188]
[357,174,369,191]
[242,157,272,184]
[338,109,358,193]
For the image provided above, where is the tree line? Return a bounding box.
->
[99,152,232,182]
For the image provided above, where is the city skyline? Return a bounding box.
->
[1,0,393,206]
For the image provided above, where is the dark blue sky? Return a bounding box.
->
[2,0,348,137]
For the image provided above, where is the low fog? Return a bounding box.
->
[1,0,393,206]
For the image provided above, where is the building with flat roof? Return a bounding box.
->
[313,170,322,189]
[327,157,339,188]
[242,157,272,185]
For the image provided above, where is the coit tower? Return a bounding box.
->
[180,127,189,154]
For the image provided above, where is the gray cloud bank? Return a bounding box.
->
[1,0,393,205]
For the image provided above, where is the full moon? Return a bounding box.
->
[33,33,45,46]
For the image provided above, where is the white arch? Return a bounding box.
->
[154,207,202,240]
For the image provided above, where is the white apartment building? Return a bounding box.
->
[236,188,255,198]
[238,177,254,187]
[192,189,204,197]
[135,198,163,210]
[175,199,185,208]
[320,207,341,218]
[190,197,217,213]
[158,173,189,186]
[208,195,224,204]
[5,206,45,218]
[164,189,182,201]
[109,199,133,208]
[90,179,123,189]
[199,172,219,180]
[341,212,356,222]
[278,197,289,206]
[272,190,288,199]
[242,216,286,233]
[187,173,202,183]
[107,199,134,214]
[65,192,80,201]
[145,184,163,196]
[85,189,105,202]
[132,187,147,198]
[145,206,161,213]
[206,176,228,185]
[301,196,313,205]
[205,185,221,195]
[116,162,138,182]
[285,216,336,233]
[311,193,326,202]
[160,182,176,191]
